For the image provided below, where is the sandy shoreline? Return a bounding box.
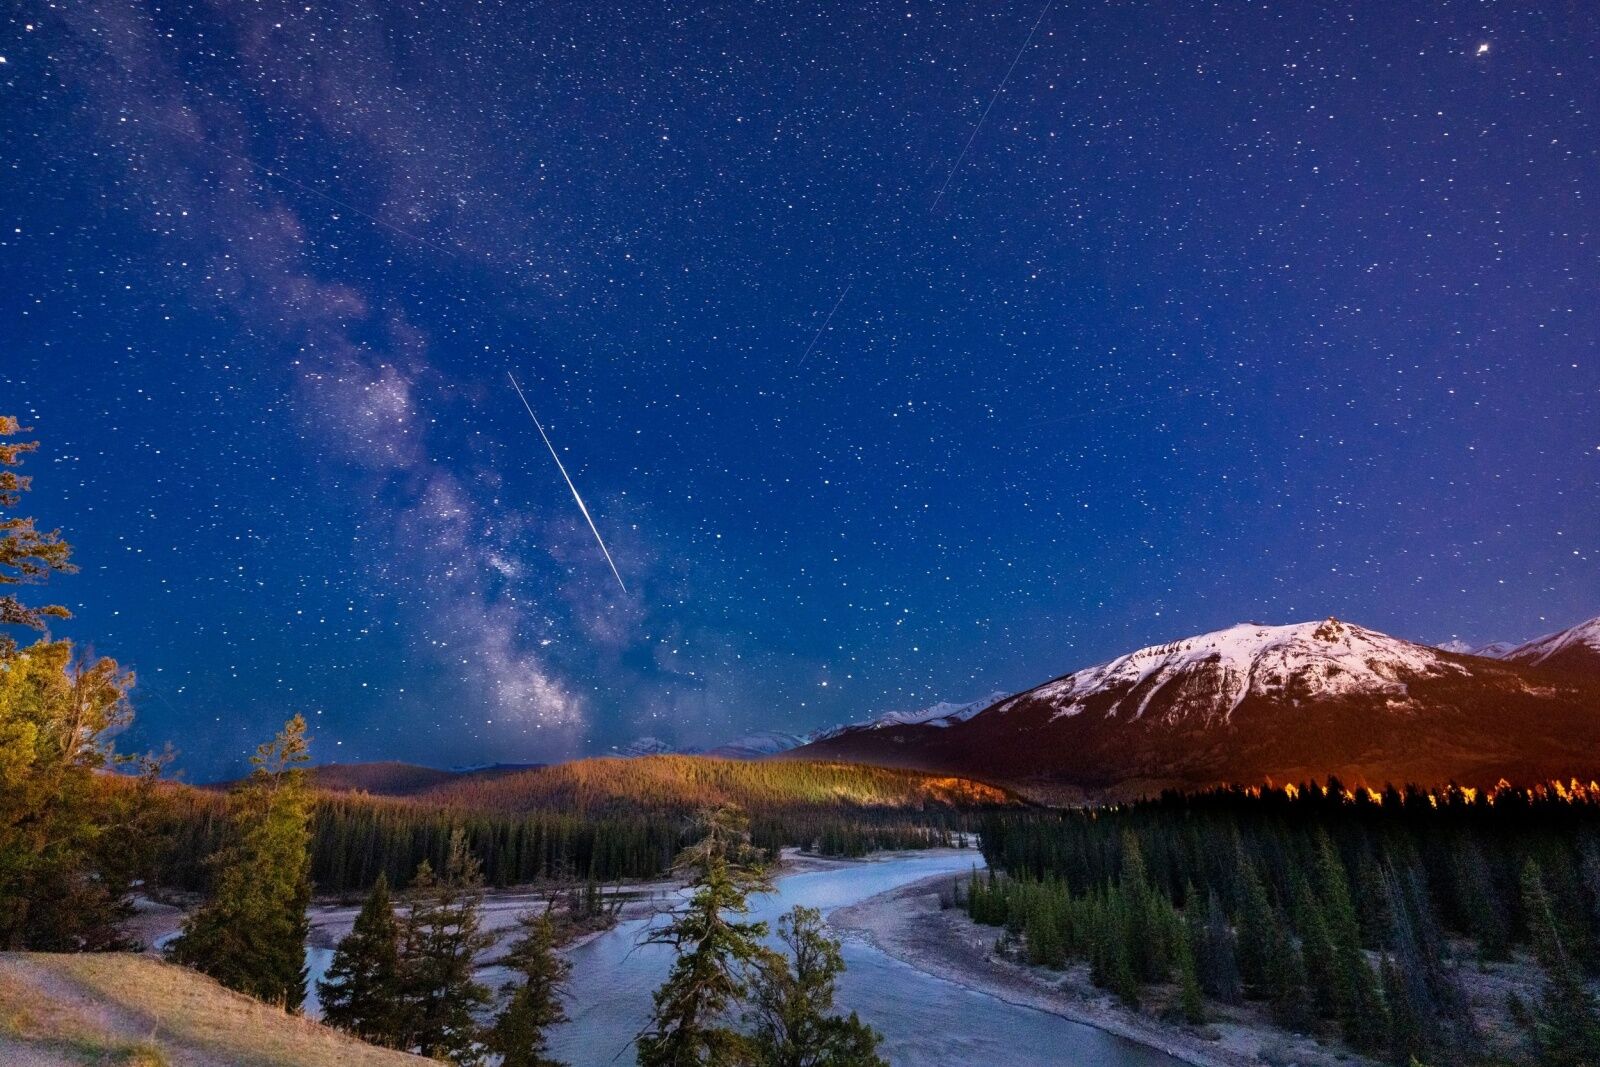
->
[828,871,1368,1067]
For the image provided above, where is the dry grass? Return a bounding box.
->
[0,952,426,1067]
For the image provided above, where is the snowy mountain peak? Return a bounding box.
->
[1009,618,1469,724]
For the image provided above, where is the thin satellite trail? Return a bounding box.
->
[931,0,1054,209]
[797,282,852,366]
[507,372,629,595]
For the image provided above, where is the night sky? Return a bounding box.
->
[3,2,1596,777]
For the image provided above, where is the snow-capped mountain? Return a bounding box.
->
[614,736,684,758]
[1008,620,1464,725]
[809,693,1008,743]
[790,617,1600,798]
[1490,616,1600,676]
[702,731,814,759]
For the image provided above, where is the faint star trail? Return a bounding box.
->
[932,0,1054,209]
[796,281,852,366]
[508,372,628,595]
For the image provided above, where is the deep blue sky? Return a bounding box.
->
[3,1,1596,777]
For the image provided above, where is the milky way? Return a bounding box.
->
[1,2,1596,775]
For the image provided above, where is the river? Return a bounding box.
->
[543,849,1183,1067]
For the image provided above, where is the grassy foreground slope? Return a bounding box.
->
[0,953,426,1067]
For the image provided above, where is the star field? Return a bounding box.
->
[2,1,1596,776]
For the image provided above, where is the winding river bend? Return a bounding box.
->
[546,849,1182,1067]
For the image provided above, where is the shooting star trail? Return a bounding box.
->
[932,0,1053,209]
[507,372,628,595]
[796,282,852,367]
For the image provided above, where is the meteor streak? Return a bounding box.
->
[508,372,628,595]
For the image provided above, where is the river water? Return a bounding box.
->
[545,849,1182,1067]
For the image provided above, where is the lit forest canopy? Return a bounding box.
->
[152,756,1017,894]
[963,781,1600,1065]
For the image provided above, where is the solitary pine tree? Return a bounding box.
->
[401,829,494,1062]
[486,908,570,1067]
[747,905,887,1067]
[170,715,314,1010]
[320,873,403,1043]
[639,806,774,1067]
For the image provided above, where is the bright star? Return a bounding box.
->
[1476,42,1490,56]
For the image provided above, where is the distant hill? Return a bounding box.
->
[410,754,1021,815]
[0,951,426,1066]
[791,617,1600,799]
[206,760,545,796]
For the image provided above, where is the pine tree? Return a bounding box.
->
[747,905,888,1067]
[400,829,494,1062]
[1266,924,1313,1032]
[1314,836,1386,1052]
[1175,919,1206,1025]
[0,417,149,951]
[1290,873,1337,1017]
[170,716,313,1010]
[1197,890,1242,1003]
[639,806,775,1067]
[1520,859,1600,1066]
[319,873,402,1043]
[1453,838,1509,962]
[0,416,74,646]
[486,908,571,1067]
[1235,861,1277,998]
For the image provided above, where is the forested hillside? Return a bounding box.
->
[154,756,1017,894]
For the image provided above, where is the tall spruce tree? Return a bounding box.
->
[746,905,887,1067]
[1290,872,1337,1017]
[639,806,775,1067]
[1520,859,1600,1066]
[1197,890,1242,1003]
[1175,918,1207,1025]
[319,872,403,1043]
[1235,860,1278,998]
[1453,837,1510,962]
[486,908,571,1067]
[400,829,494,1062]
[1314,835,1386,1052]
[170,715,313,1010]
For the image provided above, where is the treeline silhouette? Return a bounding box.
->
[154,757,1005,894]
[963,780,1600,1065]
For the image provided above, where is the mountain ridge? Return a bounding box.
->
[789,615,1600,799]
